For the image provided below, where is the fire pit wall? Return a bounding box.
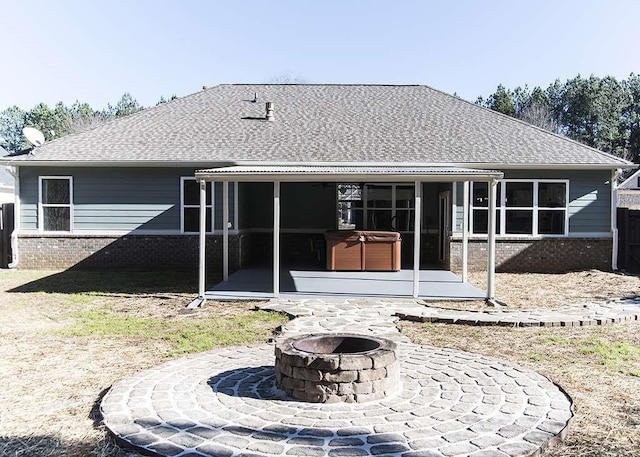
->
[275,334,399,403]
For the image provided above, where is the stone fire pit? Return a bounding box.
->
[274,333,399,403]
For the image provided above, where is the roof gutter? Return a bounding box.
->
[194,166,504,182]
[231,160,637,170]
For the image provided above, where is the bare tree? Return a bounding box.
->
[519,102,560,134]
[264,73,308,84]
[62,112,112,135]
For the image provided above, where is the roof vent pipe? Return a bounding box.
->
[265,101,274,121]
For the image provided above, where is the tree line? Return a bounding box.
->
[0,93,176,153]
[476,74,640,163]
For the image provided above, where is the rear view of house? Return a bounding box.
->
[4,84,633,300]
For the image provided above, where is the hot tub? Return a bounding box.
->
[325,230,401,271]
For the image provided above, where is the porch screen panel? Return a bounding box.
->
[366,185,393,231]
[395,185,415,232]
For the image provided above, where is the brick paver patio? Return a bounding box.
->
[96,298,605,456]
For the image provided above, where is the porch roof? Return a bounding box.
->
[195,165,503,182]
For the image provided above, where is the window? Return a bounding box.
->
[39,177,72,232]
[537,182,567,234]
[181,178,213,233]
[505,181,533,234]
[470,180,568,236]
[337,183,414,231]
[471,182,501,234]
[337,184,362,229]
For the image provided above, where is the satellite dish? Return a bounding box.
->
[23,127,45,147]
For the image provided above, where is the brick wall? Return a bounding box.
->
[17,234,251,272]
[449,237,612,273]
[17,233,612,274]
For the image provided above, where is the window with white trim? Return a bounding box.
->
[337,183,415,231]
[181,177,213,233]
[39,177,72,232]
[470,180,568,236]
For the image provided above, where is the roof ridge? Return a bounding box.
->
[223,83,424,87]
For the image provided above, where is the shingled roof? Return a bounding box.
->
[10,84,631,167]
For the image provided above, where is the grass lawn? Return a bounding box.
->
[0,269,638,456]
[0,269,288,457]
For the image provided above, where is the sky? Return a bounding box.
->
[1,0,639,111]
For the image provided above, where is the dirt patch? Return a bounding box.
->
[424,270,639,310]
[0,270,280,457]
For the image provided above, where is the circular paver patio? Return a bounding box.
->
[101,342,573,457]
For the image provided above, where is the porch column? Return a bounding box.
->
[273,181,281,297]
[198,179,206,298]
[462,181,469,282]
[223,181,229,281]
[486,179,497,299]
[413,181,422,298]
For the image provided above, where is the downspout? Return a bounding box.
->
[8,166,19,268]
[611,168,620,271]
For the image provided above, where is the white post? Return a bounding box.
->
[413,181,422,298]
[611,169,620,270]
[273,181,281,297]
[487,179,497,300]
[462,181,469,282]
[223,181,229,281]
[198,179,206,298]
[233,181,239,231]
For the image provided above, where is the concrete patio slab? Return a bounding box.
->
[207,268,486,300]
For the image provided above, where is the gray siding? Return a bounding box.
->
[19,167,612,235]
[567,174,611,233]
[450,170,612,234]
[19,167,237,232]
[453,182,464,232]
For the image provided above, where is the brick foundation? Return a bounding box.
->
[16,233,613,274]
[449,237,612,273]
[16,234,251,272]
